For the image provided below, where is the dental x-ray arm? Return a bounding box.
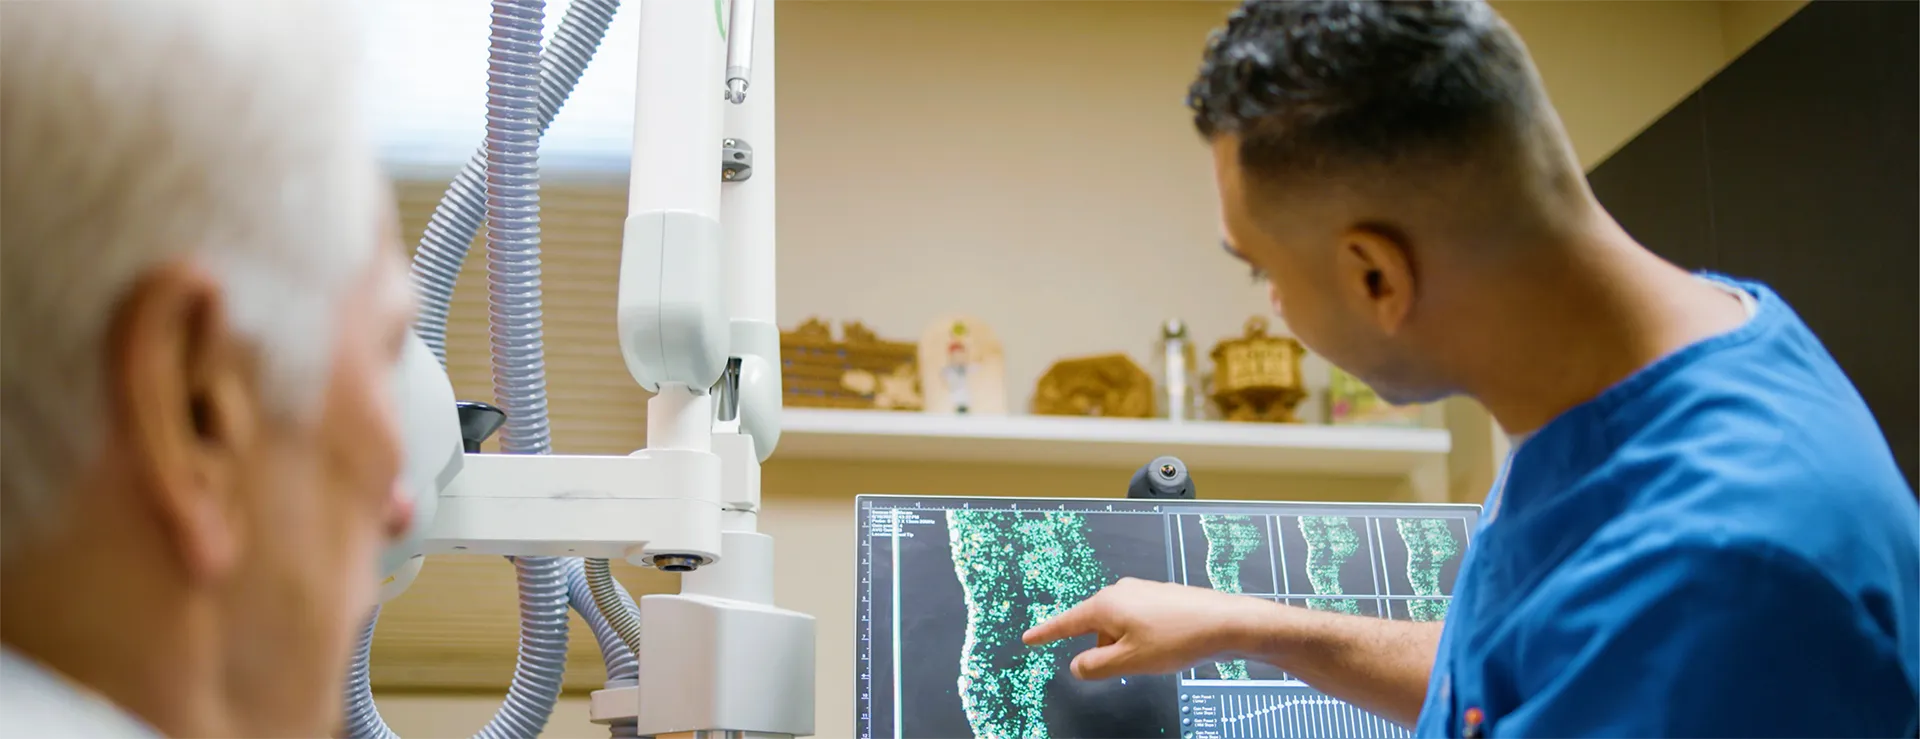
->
[391,0,813,735]
[603,3,812,735]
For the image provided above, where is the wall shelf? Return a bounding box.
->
[778,409,1451,495]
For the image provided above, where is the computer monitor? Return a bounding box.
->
[853,494,1480,739]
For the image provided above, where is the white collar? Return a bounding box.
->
[0,646,159,738]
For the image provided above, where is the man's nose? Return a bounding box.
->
[385,481,416,541]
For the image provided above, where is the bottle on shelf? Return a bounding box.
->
[1155,319,1207,422]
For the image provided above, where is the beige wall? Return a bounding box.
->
[1497,0,1729,167]
[370,2,1804,737]
[776,1,1267,419]
[1496,0,1807,167]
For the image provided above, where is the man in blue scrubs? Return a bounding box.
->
[1024,2,1920,735]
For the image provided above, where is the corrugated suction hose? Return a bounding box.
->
[409,0,621,364]
[341,0,643,737]
[584,557,646,654]
[343,563,640,739]
[568,557,640,682]
[571,560,643,739]
[343,610,398,739]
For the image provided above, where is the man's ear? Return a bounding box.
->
[1336,224,1417,335]
[105,264,258,584]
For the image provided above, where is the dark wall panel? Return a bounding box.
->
[1588,0,1919,488]
[1588,96,1717,271]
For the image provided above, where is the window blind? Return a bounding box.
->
[397,179,652,456]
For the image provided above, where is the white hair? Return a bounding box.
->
[1,1,384,557]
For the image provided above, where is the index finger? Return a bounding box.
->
[1023,594,1105,646]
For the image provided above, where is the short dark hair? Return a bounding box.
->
[1189,0,1539,180]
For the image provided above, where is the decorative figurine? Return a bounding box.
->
[1326,366,1425,427]
[779,317,921,410]
[1208,316,1308,423]
[918,316,1007,416]
[1032,353,1155,418]
[840,363,924,411]
[945,332,971,414]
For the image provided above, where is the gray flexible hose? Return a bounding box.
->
[584,558,646,653]
[568,559,642,739]
[484,0,552,458]
[469,3,574,738]
[565,557,640,682]
[344,609,400,739]
[560,560,645,737]
[473,557,570,739]
[342,0,636,737]
[340,566,639,739]
[582,558,645,737]
[410,0,621,364]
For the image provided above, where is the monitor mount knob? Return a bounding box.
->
[1128,455,1195,499]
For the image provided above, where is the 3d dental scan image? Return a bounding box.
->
[855,495,1478,739]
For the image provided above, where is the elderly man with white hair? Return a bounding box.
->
[1,2,417,736]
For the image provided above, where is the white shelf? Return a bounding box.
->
[777,408,1451,479]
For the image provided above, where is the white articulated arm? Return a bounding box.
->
[719,0,784,465]
[620,0,730,398]
[386,0,812,734]
[394,0,741,573]
[610,2,816,738]
[605,0,733,571]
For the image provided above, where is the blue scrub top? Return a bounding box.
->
[1414,275,1920,738]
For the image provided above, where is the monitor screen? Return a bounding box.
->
[853,494,1480,739]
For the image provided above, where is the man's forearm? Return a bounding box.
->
[1223,598,1442,727]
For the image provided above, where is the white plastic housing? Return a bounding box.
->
[731,325,783,462]
[682,530,774,603]
[721,0,784,459]
[619,0,730,392]
[630,0,723,220]
[721,0,776,328]
[633,533,816,737]
[712,430,761,520]
[649,384,714,453]
[381,331,460,582]
[377,554,425,605]
[619,212,728,392]
[421,451,723,566]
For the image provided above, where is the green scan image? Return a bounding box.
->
[948,510,1107,739]
[1394,518,1460,621]
[1198,515,1261,680]
[1298,516,1361,614]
